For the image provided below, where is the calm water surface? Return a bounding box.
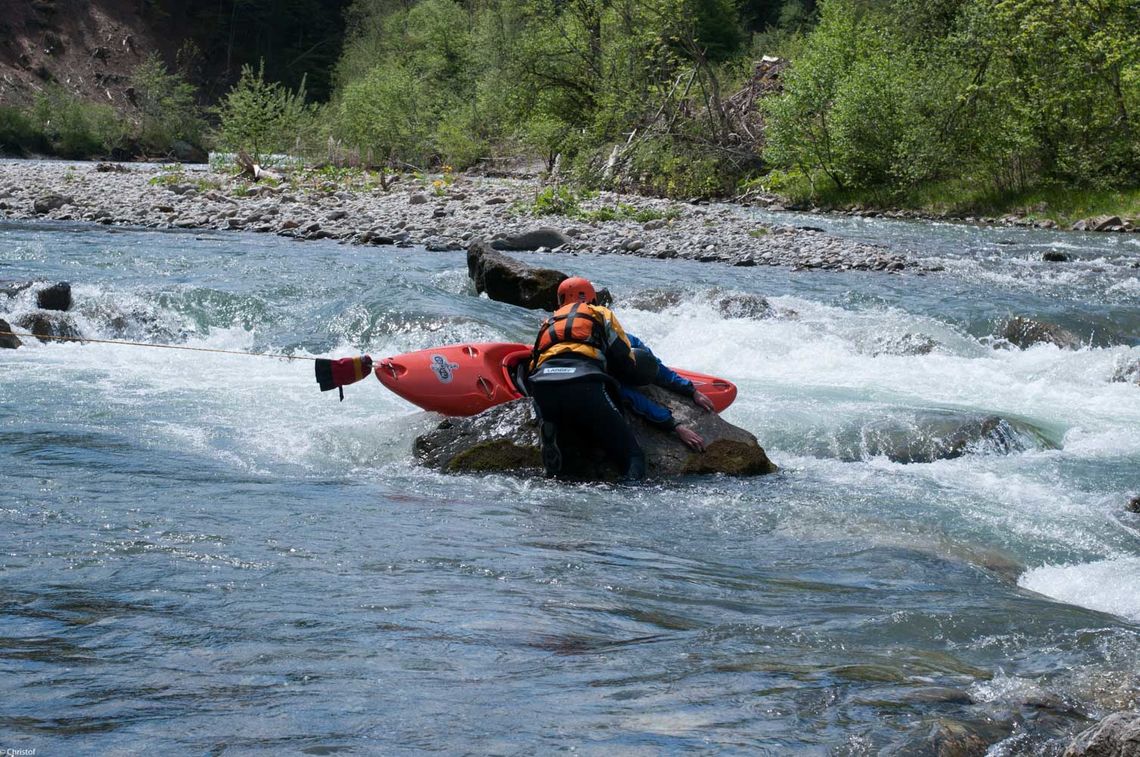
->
[1,212,1138,753]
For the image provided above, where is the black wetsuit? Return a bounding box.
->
[528,356,646,480]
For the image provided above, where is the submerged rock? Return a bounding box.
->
[999,316,1082,350]
[415,388,777,480]
[869,332,939,357]
[715,291,774,319]
[1063,711,1140,757]
[1111,359,1140,385]
[15,312,82,343]
[467,241,566,310]
[814,410,1054,464]
[623,288,686,312]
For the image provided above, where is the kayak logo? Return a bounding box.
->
[430,354,460,383]
[542,367,576,374]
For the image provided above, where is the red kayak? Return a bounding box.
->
[374,342,737,417]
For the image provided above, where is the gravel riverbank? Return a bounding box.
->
[0,160,916,273]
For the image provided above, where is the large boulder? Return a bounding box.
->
[36,281,72,311]
[0,318,21,349]
[415,387,777,480]
[467,241,567,310]
[1063,711,1140,757]
[491,227,572,251]
[1000,316,1082,350]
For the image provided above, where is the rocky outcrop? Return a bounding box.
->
[1000,316,1082,350]
[1071,215,1132,233]
[1063,711,1140,757]
[36,281,72,311]
[467,241,567,310]
[0,318,21,349]
[491,227,572,251]
[414,388,777,480]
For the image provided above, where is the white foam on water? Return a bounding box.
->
[1019,557,1140,622]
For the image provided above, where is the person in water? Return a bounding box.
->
[527,277,707,479]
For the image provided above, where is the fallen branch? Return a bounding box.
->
[236,150,283,183]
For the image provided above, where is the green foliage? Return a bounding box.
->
[763,0,1140,197]
[0,106,46,155]
[131,53,206,155]
[531,186,584,216]
[31,87,129,159]
[216,61,316,163]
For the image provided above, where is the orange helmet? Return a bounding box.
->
[557,276,597,306]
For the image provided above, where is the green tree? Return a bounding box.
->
[215,60,314,163]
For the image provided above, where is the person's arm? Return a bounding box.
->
[630,337,715,413]
[621,386,707,451]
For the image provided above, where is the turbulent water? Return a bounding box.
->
[1,211,1138,753]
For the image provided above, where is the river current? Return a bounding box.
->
[1,211,1138,753]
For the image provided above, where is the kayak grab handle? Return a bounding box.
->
[377,358,408,380]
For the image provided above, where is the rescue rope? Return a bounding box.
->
[0,330,317,361]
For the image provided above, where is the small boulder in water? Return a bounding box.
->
[870,332,938,357]
[623,288,686,312]
[1127,495,1140,514]
[0,318,21,349]
[1042,250,1069,262]
[414,389,777,480]
[1111,359,1140,385]
[715,291,774,319]
[467,241,566,310]
[36,281,72,312]
[15,312,81,343]
[817,410,1053,464]
[999,316,1082,350]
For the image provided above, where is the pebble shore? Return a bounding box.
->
[0,160,916,273]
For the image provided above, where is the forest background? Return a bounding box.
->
[1,0,1137,218]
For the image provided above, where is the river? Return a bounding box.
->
[1,211,1138,753]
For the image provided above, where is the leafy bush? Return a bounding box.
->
[32,87,129,158]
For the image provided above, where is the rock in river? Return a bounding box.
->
[415,387,777,480]
[0,318,21,349]
[491,227,572,251]
[36,281,72,312]
[467,241,567,310]
[1063,711,1140,757]
[1000,316,1082,350]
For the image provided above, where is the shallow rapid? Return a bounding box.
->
[1,214,1138,753]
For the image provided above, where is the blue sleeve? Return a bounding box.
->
[626,333,694,396]
[619,386,678,430]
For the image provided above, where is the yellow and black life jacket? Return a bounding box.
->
[531,302,609,369]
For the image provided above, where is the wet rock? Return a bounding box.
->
[870,332,939,356]
[0,318,21,348]
[715,291,774,319]
[819,410,1054,464]
[927,718,990,757]
[1063,711,1140,757]
[467,241,567,310]
[33,193,70,214]
[1127,496,1140,514]
[0,281,33,299]
[1000,316,1082,350]
[1043,250,1069,262]
[15,312,81,343]
[414,390,777,480]
[623,288,686,312]
[1111,360,1140,385]
[491,227,571,251]
[36,281,71,311]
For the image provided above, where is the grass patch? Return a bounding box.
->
[527,185,680,223]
